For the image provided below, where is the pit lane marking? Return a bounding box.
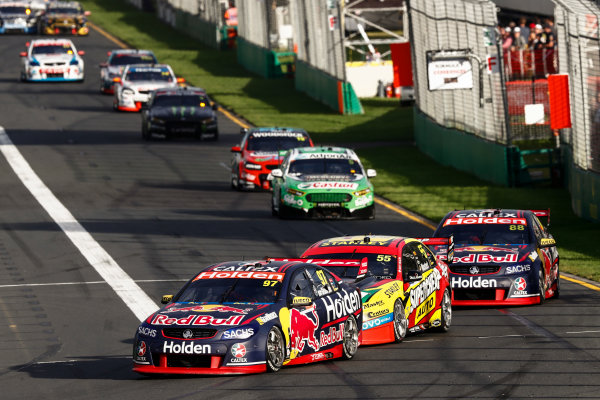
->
[0,127,158,322]
[560,275,600,292]
[374,197,437,230]
[88,22,129,48]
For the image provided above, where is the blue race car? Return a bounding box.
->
[133,260,362,375]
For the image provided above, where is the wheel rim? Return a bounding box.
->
[343,316,359,356]
[393,301,407,339]
[266,328,284,369]
[442,290,452,328]
[539,270,546,301]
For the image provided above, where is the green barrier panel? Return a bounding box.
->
[237,37,270,77]
[414,110,510,186]
[563,148,600,222]
[295,61,363,115]
[174,9,220,49]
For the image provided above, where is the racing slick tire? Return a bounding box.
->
[554,270,560,299]
[538,268,546,305]
[436,288,452,332]
[278,203,293,219]
[141,124,151,141]
[265,326,285,373]
[341,314,359,360]
[393,299,408,342]
[365,204,375,220]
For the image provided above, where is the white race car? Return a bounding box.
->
[0,1,38,34]
[19,38,84,82]
[112,64,184,112]
[99,49,157,94]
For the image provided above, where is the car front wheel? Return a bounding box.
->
[265,326,285,372]
[342,314,359,359]
[393,299,408,342]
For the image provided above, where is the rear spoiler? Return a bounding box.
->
[267,257,369,280]
[416,235,454,264]
[531,209,551,227]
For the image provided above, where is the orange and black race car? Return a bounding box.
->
[291,235,453,346]
[38,1,90,36]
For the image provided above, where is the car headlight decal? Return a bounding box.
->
[353,188,371,197]
[286,188,305,196]
[244,162,262,170]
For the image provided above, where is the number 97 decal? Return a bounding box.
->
[263,280,278,287]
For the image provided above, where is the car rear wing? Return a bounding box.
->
[267,258,369,280]
[416,235,454,264]
[531,209,551,227]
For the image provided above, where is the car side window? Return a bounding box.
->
[401,243,419,278]
[306,267,334,298]
[288,270,314,301]
[320,268,339,292]
[415,243,432,272]
[421,244,438,268]
[531,215,545,240]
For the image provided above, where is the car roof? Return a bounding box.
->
[304,235,408,253]
[153,86,206,96]
[247,127,309,138]
[48,1,82,8]
[288,146,358,160]
[30,38,75,46]
[0,2,29,7]
[195,260,320,279]
[125,64,171,71]
[111,49,155,55]
[442,209,533,219]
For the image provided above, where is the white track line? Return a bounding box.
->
[0,127,158,321]
[0,278,188,289]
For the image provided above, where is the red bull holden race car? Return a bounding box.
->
[230,127,313,190]
[429,209,559,306]
[290,235,452,346]
[133,260,362,375]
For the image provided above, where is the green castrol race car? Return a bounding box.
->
[269,146,377,219]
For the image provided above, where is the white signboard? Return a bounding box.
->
[524,104,545,125]
[427,58,473,91]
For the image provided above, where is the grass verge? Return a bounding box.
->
[80,0,599,281]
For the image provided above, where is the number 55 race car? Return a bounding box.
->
[133,260,362,375]
[429,209,559,306]
[275,235,453,345]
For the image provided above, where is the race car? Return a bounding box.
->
[430,209,559,306]
[113,64,184,112]
[230,127,313,191]
[99,49,158,94]
[295,235,452,345]
[38,1,90,35]
[133,260,362,375]
[141,86,218,140]
[269,146,377,219]
[0,2,38,34]
[19,38,84,82]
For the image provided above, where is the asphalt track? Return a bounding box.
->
[0,28,599,400]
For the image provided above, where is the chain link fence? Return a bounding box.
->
[555,0,600,173]
[409,0,507,143]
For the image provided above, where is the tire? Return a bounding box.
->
[265,326,285,373]
[278,203,292,219]
[141,124,150,141]
[341,314,359,360]
[366,204,375,220]
[393,299,408,342]
[554,269,560,299]
[437,288,452,332]
[538,269,546,305]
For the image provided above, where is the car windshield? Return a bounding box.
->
[0,6,28,13]
[435,223,530,245]
[288,158,363,176]
[176,278,281,304]
[247,134,309,152]
[153,94,208,107]
[305,253,397,279]
[126,70,173,82]
[48,7,80,14]
[110,54,156,66]
[32,45,74,55]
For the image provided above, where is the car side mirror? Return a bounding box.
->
[270,169,283,178]
[366,169,377,178]
[231,145,242,153]
[161,295,173,304]
[291,296,312,307]
[212,103,218,111]
[405,271,422,282]
[240,128,248,135]
[19,52,27,57]
[77,50,85,56]
[84,10,91,16]
[539,237,556,248]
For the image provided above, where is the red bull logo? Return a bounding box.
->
[290,305,320,354]
[453,253,518,264]
[164,305,250,314]
[150,314,243,326]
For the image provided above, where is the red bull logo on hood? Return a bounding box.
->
[151,314,244,326]
[163,305,251,314]
[453,253,518,264]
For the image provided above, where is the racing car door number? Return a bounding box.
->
[263,280,278,287]
[377,255,391,262]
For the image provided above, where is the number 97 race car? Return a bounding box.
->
[133,260,362,375]
[429,209,559,306]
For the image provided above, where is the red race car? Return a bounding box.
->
[230,127,313,190]
[293,235,453,346]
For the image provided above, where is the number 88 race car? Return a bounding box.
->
[133,260,362,375]
[429,209,559,306]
